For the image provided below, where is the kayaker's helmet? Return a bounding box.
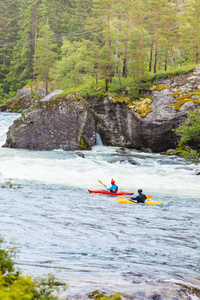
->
[138,188,142,193]
[111,179,115,184]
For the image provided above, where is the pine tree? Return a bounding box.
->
[161,2,179,71]
[185,0,200,63]
[0,0,20,93]
[7,0,41,93]
[34,20,57,94]
[86,0,116,90]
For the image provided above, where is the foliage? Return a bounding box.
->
[34,20,57,94]
[1,0,200,96]
[174,109,200,161]
[1,180,21,190]
[50,39,93,89]
[0,238,67,300]
[89,290,121,300]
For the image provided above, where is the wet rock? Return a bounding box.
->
[140,147,153,153]
[161,149,178,155]
[110,157,138,165]
[3,93,96,151]
[116,148,131,155]
[0,86,50,112]
[120,272,200,300]
[74,152,85,158]
[195,169,200,175]
[175,167,194,171]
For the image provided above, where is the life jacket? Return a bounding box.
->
[138,194,146,203]
[110,184,118,193]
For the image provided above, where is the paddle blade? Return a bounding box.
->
[118,195,152,200]
[98,180,104,185]
[98,180,109,190]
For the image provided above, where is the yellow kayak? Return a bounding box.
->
[114,198,163,205]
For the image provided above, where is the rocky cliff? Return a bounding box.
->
[2,67,200,152]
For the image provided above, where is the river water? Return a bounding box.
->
[0,112,200,299]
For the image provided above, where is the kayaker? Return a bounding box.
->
[130,188,146,203]
[109,179,118,193]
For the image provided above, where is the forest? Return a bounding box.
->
[0,0,199,99]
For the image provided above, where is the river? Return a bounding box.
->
[0,112,200,299]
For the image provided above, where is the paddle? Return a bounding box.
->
[118,195,152,200]
[98,180,109,191]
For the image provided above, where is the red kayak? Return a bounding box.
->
[88,189,134,195]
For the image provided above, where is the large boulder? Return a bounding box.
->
[3,93,96,151]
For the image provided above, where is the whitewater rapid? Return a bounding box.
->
[0,112,199,198]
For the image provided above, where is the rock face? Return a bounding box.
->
[2,67,200,152]
[87,96,199,152]
[0,86,46,112]
[86,67,200,152]
[3,93,96,151]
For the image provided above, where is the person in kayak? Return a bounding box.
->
[109,179,118,193]
[130,188,146,203]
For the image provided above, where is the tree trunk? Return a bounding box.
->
[96,73,98,85]
[115,26,119,77]
[154,40,158,74]
[165,48,168,71]
[122,41,128,77]
[105,78,109,91]
[45,80,48,96]
[122,57,128,78]
[149,41,154,72]
[196,46,199,64]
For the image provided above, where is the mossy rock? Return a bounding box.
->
[88,290,121,300]
[128,97,153,118]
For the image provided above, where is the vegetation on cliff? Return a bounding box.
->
[174,109,200,161]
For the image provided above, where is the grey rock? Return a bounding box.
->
[116,147,131,155]
[74,152,85,158]
[3,94,96,151]
[195,169,200,175]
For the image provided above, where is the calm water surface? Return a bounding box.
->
[0,113,200,298]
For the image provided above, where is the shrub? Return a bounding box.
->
[0,238,67,300]
[174,109,200,161]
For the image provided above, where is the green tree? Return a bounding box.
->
[34,20,57,94]
[50,39,92,88]
[161,3,179,71]
[185,0,200,64]
[6,0,41,93]
[175,109,200,161]
[146,0,170,73]
[0,0,20,94]
[86,0,116,90]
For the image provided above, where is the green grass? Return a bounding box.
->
[58,64,198,100]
